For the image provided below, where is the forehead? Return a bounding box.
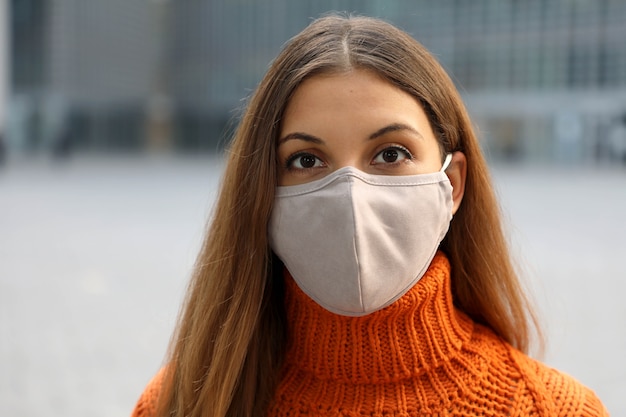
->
[280,69,434,139]
[286,69,406,109]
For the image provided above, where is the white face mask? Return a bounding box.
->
[269,154,453,316]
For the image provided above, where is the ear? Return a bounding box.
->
[445,151,467,215]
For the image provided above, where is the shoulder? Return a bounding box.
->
[508,348,609,416]
[131,368,168,417]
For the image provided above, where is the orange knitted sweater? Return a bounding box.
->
[131,253,608,416]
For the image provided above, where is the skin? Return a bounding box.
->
[277,69,467,214]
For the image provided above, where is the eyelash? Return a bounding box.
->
[378,145,413,162]
[284,151,323,172]
[283,145,414,171]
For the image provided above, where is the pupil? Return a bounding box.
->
[300,155,316,168]
[382,149,398,163]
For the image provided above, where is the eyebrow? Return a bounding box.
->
[277,132,324,146]
[277,123,423,146]
[368,123,424,141]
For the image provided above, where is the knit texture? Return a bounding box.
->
[132,367,165,417]
[130,253,608,417]
[265,252,608,416]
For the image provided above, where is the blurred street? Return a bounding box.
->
[0,155,624,416]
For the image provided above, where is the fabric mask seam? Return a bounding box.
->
[339,171,446,187]
[277,171,449,197]
[348,176,365,314]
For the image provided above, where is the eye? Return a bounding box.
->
[286,152,325,170]
[372,145,413,165]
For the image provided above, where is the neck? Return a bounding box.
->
[281,252,474,384]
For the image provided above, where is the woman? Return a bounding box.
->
[131,14,607,417]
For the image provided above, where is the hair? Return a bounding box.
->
[157,14,542,417]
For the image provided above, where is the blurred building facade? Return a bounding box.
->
[7,0,626,162]
[8,0,165,153]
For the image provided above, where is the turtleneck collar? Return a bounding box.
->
[281,251,474,384]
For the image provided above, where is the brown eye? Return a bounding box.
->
[373,146,413,165]
[286,152,325,170]
[299,154,317,168]
[381,149,399,163]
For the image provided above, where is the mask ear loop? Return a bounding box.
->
[440,153,453,172]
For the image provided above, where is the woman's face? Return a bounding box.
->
[277,69,444,186]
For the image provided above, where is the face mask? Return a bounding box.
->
[269,154,454,316]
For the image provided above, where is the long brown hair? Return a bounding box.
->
[158,14,541,417]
